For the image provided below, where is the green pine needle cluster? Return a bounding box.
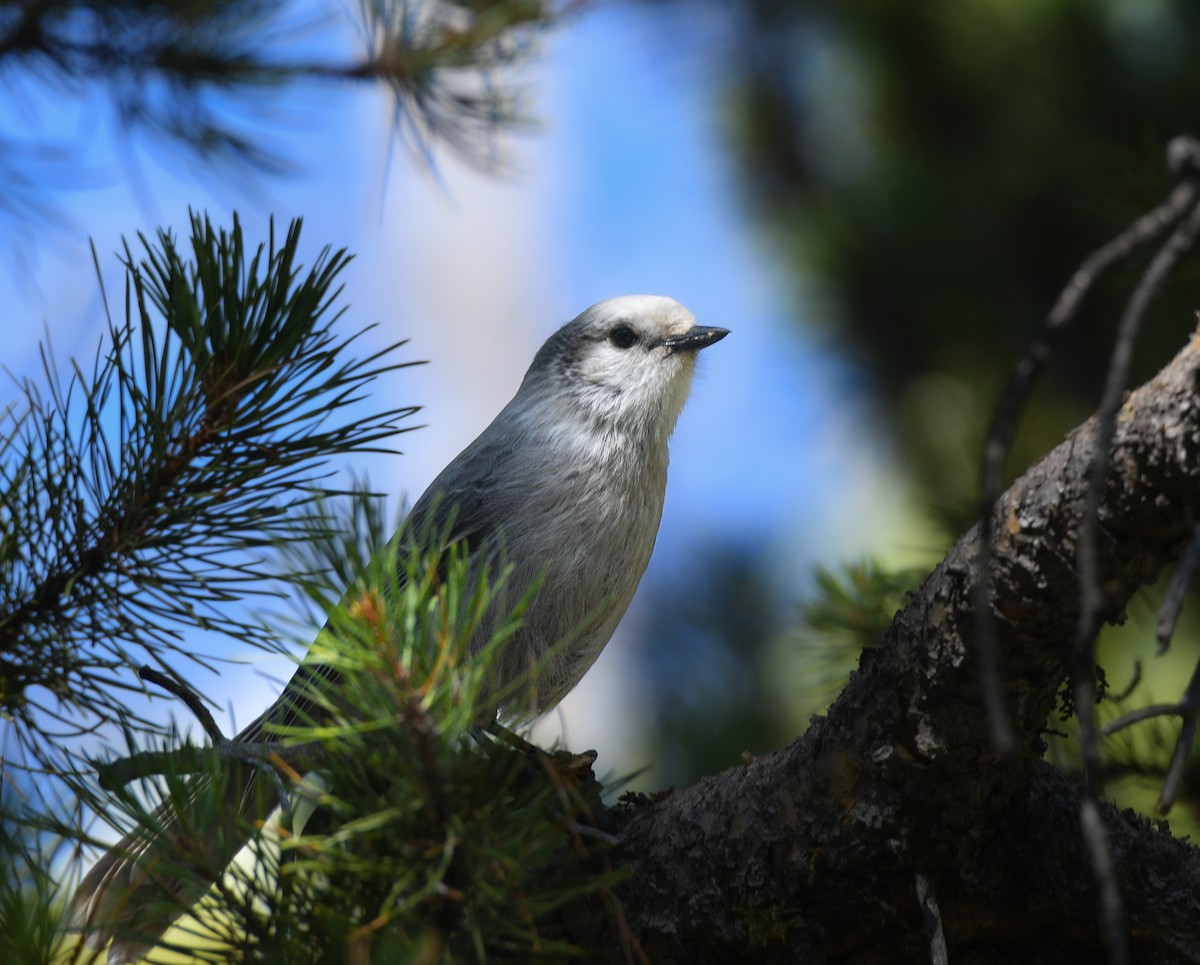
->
[0,211,417,760]
[793,560,924,712]
[0,209,422,954]
[221,506,612,962]
[66,495,618,963]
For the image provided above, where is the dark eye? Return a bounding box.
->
[609,325,637,349]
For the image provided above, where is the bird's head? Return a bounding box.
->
[522,295,728,441]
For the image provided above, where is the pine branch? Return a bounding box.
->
[0,0,571,212]
[0,210,419,760]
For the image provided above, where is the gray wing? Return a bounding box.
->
[404,432,513,561]
[248,432,517,738]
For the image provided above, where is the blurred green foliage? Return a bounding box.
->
[634,0,1200,824]
[723,0,1200,531]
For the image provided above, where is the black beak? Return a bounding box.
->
[662,326,730,354]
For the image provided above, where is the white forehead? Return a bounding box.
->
[580,294,696,335]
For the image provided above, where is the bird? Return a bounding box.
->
[71,294,728,962]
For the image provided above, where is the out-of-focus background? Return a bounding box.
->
[5,0,1200,826]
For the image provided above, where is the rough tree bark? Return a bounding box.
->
[584,329,1200,963]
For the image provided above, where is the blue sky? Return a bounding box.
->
[1,3,917,779]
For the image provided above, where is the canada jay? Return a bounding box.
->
[72,294,728,962]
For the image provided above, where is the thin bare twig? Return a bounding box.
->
[1081,797,1127,965]
[94,737,324,790]
[914,873,949,965]
[1110,661,1143,702]
[974,135,1200,754]
[1104,701,1188,734]
[99,665,326,796]
[1074,177,1200,774]
[139,666,224,744]
[1069,137,1200,965]
[1103,653,1200,814]
[1160,710,1200,814]
[1156,524,1200,654]
[973,132,1200,965]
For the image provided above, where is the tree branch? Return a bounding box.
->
[93,738,324,792]
[588,327,1200,962]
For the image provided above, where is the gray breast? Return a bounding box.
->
[479,430,669,717]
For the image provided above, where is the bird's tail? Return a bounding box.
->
[69,737,277,964]
[70,664,338,964]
